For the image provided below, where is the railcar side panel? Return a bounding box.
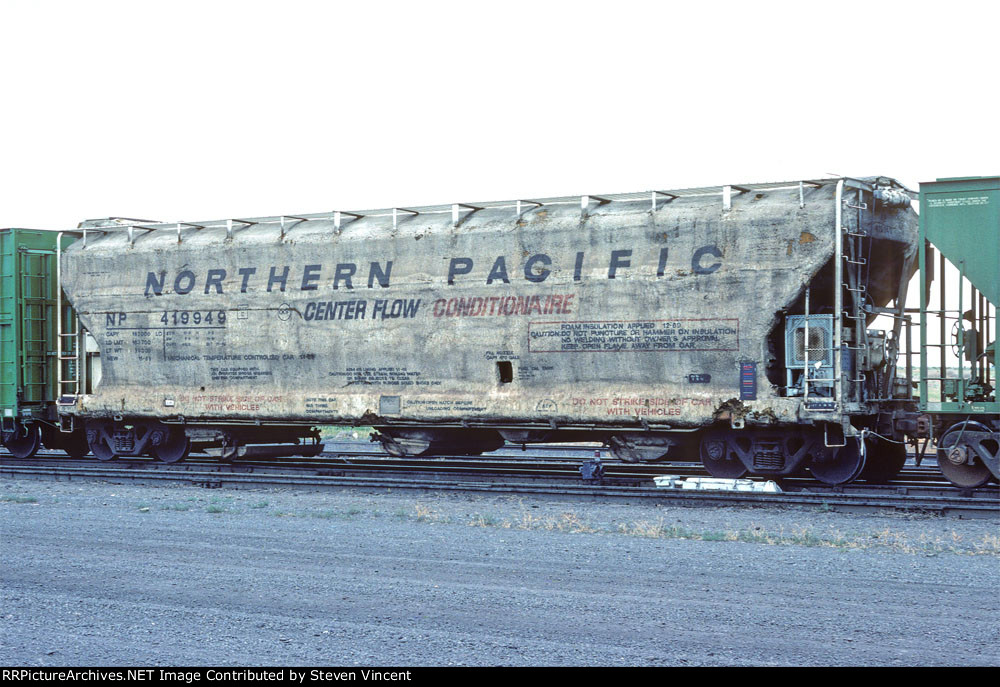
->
[61,184,917,430]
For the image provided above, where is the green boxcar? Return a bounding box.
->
[1,227,88,457]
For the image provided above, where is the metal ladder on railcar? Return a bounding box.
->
[17,250,56,412]
[841,186,873,408]
[56,303,80,395]
[19,243,84,430]
[54,235,83,431]
[799,183,873,414]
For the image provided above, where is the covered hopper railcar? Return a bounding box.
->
[44,176,935,484]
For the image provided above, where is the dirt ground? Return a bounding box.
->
[2,478,997,666]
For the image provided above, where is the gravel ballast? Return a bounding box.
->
[1,479,998,666]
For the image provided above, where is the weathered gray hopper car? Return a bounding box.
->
[60,177,918,483]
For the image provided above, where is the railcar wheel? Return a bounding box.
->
[809,438,866,485]
[859,437,907,484]
[699,430,748,478]
[152,429,190,464]
[2,423,41,459]
[86,423,116,461]
[936,422,993,489]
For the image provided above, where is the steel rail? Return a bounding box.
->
[2,462,995,518]
[0,448,970,486]
[0,447,982,491]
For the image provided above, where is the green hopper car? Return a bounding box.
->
[916,176,999,487]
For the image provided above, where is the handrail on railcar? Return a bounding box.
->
[73,176,913,247]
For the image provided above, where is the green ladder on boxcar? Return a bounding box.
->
[1,228,88,458]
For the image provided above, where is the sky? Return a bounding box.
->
[1,0,998,229]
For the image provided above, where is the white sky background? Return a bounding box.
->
[1,0,998,229]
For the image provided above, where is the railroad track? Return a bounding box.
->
[0,444,966,490]
[3,447,997,518]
